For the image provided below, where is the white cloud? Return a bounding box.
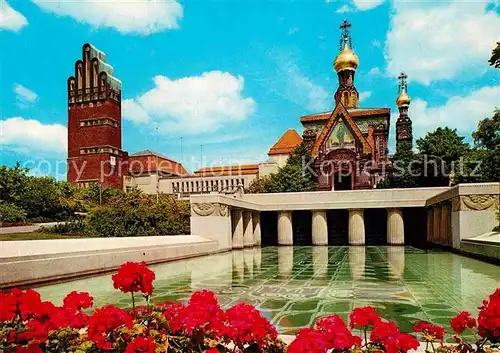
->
[32,0,183,35]
[386,1,499,85]
[336,5,352,14]
[14,84,38,106]
[367,67,382,76]
[287,27,299,35]
[352,0,384,10]
[410,86,499,140]
[122,99,150,123]
[359,91,372,102]
[266,50,330,112]
[123,71,256,134]
[0,0,28,31]
[0,117,67,154]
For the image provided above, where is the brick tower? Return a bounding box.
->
[67,43,127,189]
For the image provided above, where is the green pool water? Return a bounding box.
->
[33,246,499,338]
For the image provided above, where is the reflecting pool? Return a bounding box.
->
[34,246,499,337]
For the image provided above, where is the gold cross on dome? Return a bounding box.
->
[398,72,408,91]
[339,19,352,49]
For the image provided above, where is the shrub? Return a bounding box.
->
[0,202,27,223]
[41,219,86,235]
[85,191,190,237]
[1,262,499,353]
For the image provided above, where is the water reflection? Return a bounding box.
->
[312,247,328,279]
[387,246,405,278]
[278,246,294,278]
[348,246,366,280]
[33,246,499,335]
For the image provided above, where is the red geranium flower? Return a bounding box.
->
[176,290,225,336]
[63,291,93,311]
[413,321,445,345]
[124,336,156,353]
[223,302,277,348]
[316,315,362,350]
[288,327,331,353]
[450,311,476,334]
[159,302,184,334]
[349,306,381,329]
[477,288,500,342]
[15,342,43,353]
[112,262,155,296]
[87,305,133,350]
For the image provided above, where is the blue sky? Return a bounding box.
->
[1,0,498,178]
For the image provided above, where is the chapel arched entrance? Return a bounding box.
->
[333,171,352,190]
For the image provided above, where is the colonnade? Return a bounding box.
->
[231,208,405,247]
[231,209,261,249]
[276,208,405,246]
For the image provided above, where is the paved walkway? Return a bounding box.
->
[0,222,60,235]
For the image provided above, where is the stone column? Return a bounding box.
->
[387,208,404,245]
[278,246,293,278]
[312,210,328,245]
[243,211,254,247]
[348,209,365,245]
[278,211,293,245]
[433,207,441,245]
[252,212,261,246]
[232,209,244,249]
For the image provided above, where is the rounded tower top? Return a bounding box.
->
[334,41,359,73]
[396,89,411,107]
[396,72,411,108]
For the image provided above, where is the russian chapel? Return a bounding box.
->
[301,20,413,191]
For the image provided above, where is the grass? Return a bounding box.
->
[0,232,92,241]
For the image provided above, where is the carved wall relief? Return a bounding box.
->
[451,195,499,212]
[191,202,230,217]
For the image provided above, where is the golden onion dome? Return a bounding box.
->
[334,42,359,73]
[396,89,411,107]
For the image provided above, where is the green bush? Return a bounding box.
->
[42,219,86,235]
[0,203,27,223]
[85,191,190,237]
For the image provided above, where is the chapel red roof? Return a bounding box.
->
[300,108,391,123]
[268,129,303,156]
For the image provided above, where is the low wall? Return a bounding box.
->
[426,183,500,249]
[0,235,219,288]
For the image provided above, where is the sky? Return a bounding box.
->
[1,0,499,178]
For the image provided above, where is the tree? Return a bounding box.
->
[416,127,470,186]
[489,42,500,68]
[471,110,500,182]
[379,142,420,188]
[0,163,29,206]
[246,144,316,193]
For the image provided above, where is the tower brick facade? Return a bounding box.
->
[67,43,127,189]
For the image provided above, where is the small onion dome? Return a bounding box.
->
[334,42,359,73]
[396,89,411,107]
